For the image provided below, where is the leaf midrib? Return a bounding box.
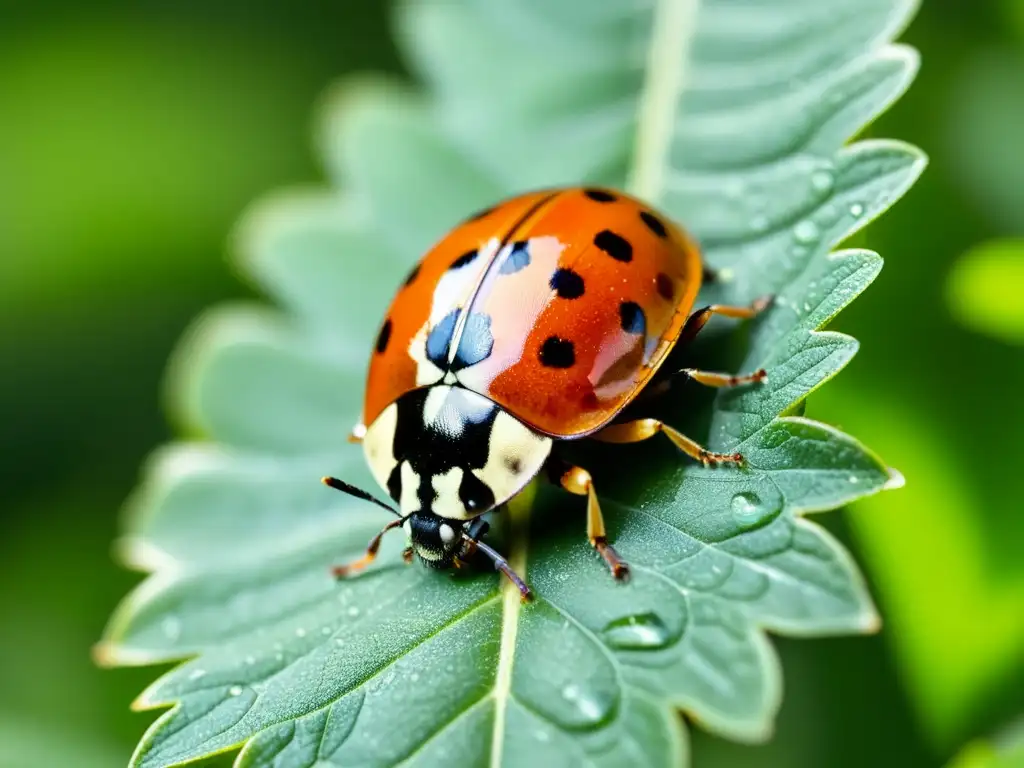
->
[488,0,701,763]
[628,0,699,201]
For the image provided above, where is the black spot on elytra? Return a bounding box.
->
[539,336,575,368]
[619,301,646,335]
[376,319,392,354]
[656,272,675,301]
[499,241,530,274]
[583,188,617,202]
[640,210,667,238]
[403,263,421,286]
[594,230,632,262]
[451,250,478,270]
[504,455,523,474]
[550,267,585,299]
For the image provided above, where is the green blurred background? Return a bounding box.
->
[0,1,1021,766]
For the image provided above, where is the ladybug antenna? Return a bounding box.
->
[322,476,401,518]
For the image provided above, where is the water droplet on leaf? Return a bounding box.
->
[810,170,834,192]
[229,685,243,696]
[793,219,820,244]
[730,491,780,527]
[601,612,675,650]
[560,683,607,725]
[850,203,864,217]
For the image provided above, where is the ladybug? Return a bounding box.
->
[324,187,768,600]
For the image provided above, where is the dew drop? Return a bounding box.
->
[321,626,332,636]
[848,475,859,483]
[850,203,864,217]
[410,672,420,683]
[535,729,551,743]
[334,638,345,648]
[244,655,255,666]
[730,491,780,527]
[295,627,307,638]
[601,612,675,650]
[793,219,820,245]
[161,616,182,642]
[750,214,769,233]
[188,669,206,681]
[347,606,360,618]
[229,685,243,697]
[560,683,605,724]
[810,170,834,193]
[275,653,284,662]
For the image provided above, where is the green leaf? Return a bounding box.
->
[100,0,925,766]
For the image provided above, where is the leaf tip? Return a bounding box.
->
[92,640,170,671]
[858,606,883,635]
[116,536,176,572]
[883,467,906,491]
[91,640,122,669]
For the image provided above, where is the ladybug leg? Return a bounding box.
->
[331,518,404,578]
[556,463,630,580]
[678,295,773,345]
[677,367,767,388]
[594,418,745,467]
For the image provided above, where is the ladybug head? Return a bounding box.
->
[403,512,463,568]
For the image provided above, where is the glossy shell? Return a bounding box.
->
[361,187,703,438]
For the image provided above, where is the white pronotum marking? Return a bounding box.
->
[431,466,468,519]
[362,403,398,495]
